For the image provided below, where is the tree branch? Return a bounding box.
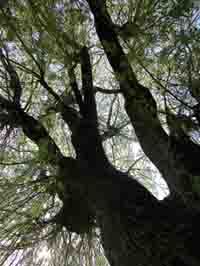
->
[0,95,62,165]
[0,48,22,108]
[86,0,200,204]
[67,65,85,115]
[94,86,122,94]
[80,46,98,123]
[39,77,61,103]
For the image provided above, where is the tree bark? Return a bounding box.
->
[57,107,200,266]
[85,0,200,207]
[59,156,200,266]
[79,1,200,266]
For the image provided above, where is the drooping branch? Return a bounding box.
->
[86,0,200,203]
[0,95,63,165]
[0,48,22,108]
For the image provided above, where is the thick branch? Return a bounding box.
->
[67,66,85,115]
[0,95,95,233]
[86,0,200,203]
[80,46,98,123]
[0,49,22,107]
[0,95,63,165]
[39,75,103,166]
[63,46,109,165]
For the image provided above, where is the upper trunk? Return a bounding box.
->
[86,0,200,208]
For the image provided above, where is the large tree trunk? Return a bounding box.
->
[96,168,200,266]
[76,2,200,266]
[59,154,200,266]
[99,196,200,266]
[56,116,200,266]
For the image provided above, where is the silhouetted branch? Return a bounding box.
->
[67,65,85,115]
[80,46,98,123]
[94,86,122,94]
[0,48,22,107]
[0,95,63,164]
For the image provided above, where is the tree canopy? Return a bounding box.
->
[0,0,200,266]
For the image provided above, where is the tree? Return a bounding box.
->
[0,0,200,265]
